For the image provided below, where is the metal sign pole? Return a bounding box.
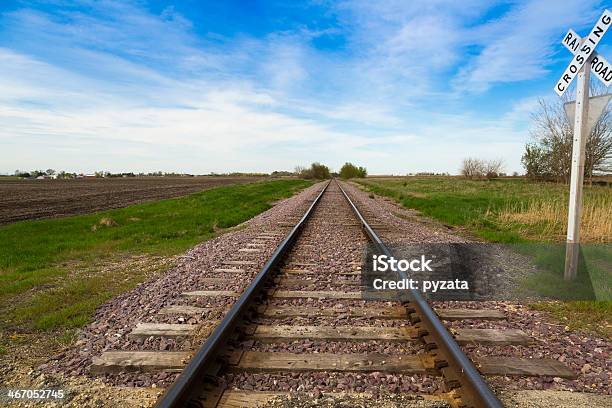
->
[564,57,591,280]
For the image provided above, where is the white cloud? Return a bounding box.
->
[453,0,602,92]
[0,47,527,175]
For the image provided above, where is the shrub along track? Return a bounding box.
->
[88,180,578,408]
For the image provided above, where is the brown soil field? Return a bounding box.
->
[0,176,265,224]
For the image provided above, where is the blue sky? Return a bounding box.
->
[1,0,611,174]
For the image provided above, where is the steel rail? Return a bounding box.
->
[336,180,503,408]
[155,180,331,408]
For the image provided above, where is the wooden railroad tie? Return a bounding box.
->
[246,325,532,346]
[222,260,257,266]
[199,277,248,285]
[274,276,361,287]
[90,350,575,379]
[279,269,361,276]
[129,323,198,338]
[212,268,246,273]
[158,305,213,315]
[182,290,241,297]
[272,290,362,299]
[210,391,446,408]
[259,305,505,321]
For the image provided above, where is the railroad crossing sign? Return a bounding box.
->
[555,9,612,280]
[554,9,612,96]
[561,29,612,87]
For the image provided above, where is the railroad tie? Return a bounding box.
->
[272,290,362,299]
[213,268,246,273]
[158,305,213,315]
[248,325,531,345]
[222,260,257,266]
[182,290,241,297]
[258,305,505,321]
[229,351,426,373]
[90,351,191,374]
[247,243,266,247]
[238,248,261,253]
[129,323,198,339]
[90,350,575,379]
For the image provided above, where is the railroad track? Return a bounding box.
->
[91,180,576,407]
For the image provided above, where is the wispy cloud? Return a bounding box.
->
[453,0,602,92]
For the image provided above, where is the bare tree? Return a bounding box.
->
[461,158,505,179]
[535,99,572,182]
[484,159,505,179]
[294,165,307,177]
[460,158,485,179]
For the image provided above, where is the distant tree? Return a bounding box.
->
[460,158,503,179]
[521,144,549,180]
[339,162,367,179]
[484,159,504,179]
[460,158,485,178]
[310,162,331,179]
[294,165,311,178]
[45,168,55,175]
[295,163,330,179]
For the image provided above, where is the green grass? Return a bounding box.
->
[356,177,611,337]
[530,301,611,338]
[357,177,611,243]
[0,179,312,333]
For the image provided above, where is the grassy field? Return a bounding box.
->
[357,177,611,243]
[356,176,611,337]
[0,179,312,350]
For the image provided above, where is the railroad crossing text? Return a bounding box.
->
[555,9,612,96]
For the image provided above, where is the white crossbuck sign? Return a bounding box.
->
[554,9,612,280]
[562,29,612,87]
[555,9,612,96]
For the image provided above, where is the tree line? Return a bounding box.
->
[294,162,367,179]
